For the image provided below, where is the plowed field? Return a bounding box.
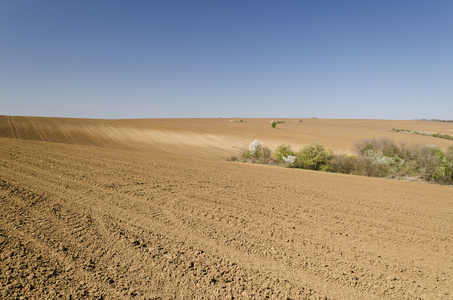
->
[1,116,452,299]
[2,116,453,159]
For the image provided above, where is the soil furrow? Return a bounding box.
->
[2,151,400,297]
[1,133,452,299]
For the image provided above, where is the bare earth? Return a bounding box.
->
[0,116,452,299]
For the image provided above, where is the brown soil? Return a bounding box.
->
[0,116,452,299]
[2,116,453,159]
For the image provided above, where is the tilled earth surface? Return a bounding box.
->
[2,116,453,159]
[1,137,452,299]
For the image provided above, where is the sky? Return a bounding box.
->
[1,1,452,119]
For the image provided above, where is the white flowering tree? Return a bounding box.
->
[283,155,296,166]
[248,140,263,158]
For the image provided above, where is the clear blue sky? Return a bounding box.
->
[1,1,452,119]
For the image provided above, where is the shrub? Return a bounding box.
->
[363,149,388,163]
[261,145,272,162]
[231,139,453,184]
[354,137,400,157]
[432,149,453,183]
[366,161,390,177]
[330,154,361,174]
[397,141,413,161]
[248,140,263,159]
[270,120,277,128]
[241,140,273,163]
[265,157,281,165]
[391,128,453,141]
[282,155,296,166]
[447,146,453,158]
[353,139,378,156]
[433,165,452,183]
[413,145,440,181]
[274,144,295,162]
[379,137,400,157]
[227,155,239,162]
[294,143,333,171]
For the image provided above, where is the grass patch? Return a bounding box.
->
[391,128,453,141]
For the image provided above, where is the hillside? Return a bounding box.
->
[1,116,452,299]
[2,115,453,159]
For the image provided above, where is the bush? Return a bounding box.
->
[330,154,361,174]
[354,137,400,157]
[261,145,272,161]
[432,148,453,183]
[248,140,263,159]
[231,138,453,184]
[353,139,379,156]
[379,137,400,157]
[226,155,239,162]
[282,155,296,166]
[294,143,333,171]
[391,128,453,141]
[274,144,295,162]
[330,155,389,177]
[447,146,453,158]
[240,140,275,164]
[397,141,413,161]
[270,120,277,128]
[413,145,440,181]
[364,160,390,177]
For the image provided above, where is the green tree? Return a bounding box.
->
[295,143,334,171]
[274,144,295,162]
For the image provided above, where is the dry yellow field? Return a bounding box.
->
[2,116,453,159]
[1,116,452,299]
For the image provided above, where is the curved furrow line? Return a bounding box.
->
[0,181,124,298]
[1,165,328,299]
[2,136,452,299]
[1,168,215,298]
[157,200,431,299]
[2,149,342,298]
[4,141,452,267]
[1,155,167,222]
[3,145,448,298]
[1,165,146,254]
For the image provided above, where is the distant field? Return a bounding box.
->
[1,115,453,159]
[1,116,452,299]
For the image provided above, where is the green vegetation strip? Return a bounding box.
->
[391,128,453,141]
[228,138,453,185]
